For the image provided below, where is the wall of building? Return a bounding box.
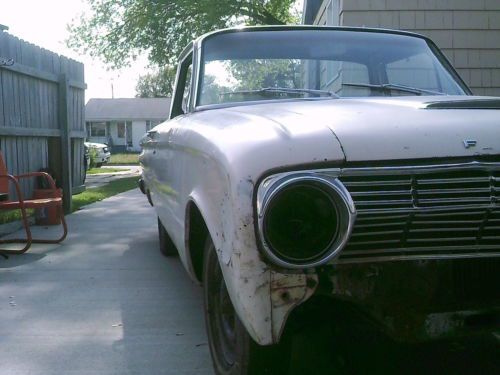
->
[131,121,147,152]
[108,122,126,147]
[309,0,500,96]
[86,120,162,152]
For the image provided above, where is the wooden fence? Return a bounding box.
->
[0,29,86,213]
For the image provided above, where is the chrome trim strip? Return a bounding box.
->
[335,252,500,265]
[339,161,500,176]
[193,25,435,47]
[341,244,500,256]
[347,204,498,215]
[190,40,201,113]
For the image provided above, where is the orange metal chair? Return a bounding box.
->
[0,152,68,254]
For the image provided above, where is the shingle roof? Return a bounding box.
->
[85,98,171,121]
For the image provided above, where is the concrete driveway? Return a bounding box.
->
[85,165,142,189]
[0,189,214,375]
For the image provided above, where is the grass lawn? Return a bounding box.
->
[108,153,140,165]
[86,167,128,175]
[72,176,139,212]
[1,176,139,225]
[0,209,34,225]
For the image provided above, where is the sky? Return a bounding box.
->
[0,0,147,102]
[0,0,305,103]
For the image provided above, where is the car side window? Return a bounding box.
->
[170,51,193,118]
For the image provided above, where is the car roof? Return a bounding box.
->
[194,25,430,45]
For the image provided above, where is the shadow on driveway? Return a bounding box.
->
[0,189,213,375]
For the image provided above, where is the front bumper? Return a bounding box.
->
[315,257,500,342]
[97,153,111,163]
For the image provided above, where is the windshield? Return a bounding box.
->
[198,29,468,106]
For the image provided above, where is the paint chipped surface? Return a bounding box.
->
[270,271,318,341]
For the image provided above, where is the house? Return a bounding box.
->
[85,98,171,152]
[303,0,500,96]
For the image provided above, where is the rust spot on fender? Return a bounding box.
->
[269,271,319,341]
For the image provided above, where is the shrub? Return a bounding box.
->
[88,148,99,168]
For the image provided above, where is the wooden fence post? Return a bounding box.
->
[58,74,72,213]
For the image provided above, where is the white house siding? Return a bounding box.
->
[85,98,171,152]
[108,122,126,147]
[86,119,164,152]
[310,0,500,96]
[131,121,147,152]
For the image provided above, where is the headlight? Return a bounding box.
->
[257,172,356,269]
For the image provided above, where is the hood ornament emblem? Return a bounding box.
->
[463,140,477,149]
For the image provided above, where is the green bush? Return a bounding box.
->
[88,148,99,168]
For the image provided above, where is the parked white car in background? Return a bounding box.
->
[139,26,500,375]
[84,142,111,168]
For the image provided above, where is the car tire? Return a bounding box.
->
[158,217,178,256]
[203,237,290,375]
[95,163,102,168]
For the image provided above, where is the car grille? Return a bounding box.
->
[336,162,500,262]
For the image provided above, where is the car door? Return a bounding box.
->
[152,48,194,252]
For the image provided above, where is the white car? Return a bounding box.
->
[84,142,111,168]
[140,26,500,375]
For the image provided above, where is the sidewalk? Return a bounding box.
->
[0,189,214,375]
[85,165,142,189]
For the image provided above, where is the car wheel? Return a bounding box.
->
[95,163,102,168]
[203,237,290,375]
[158,217,178,256]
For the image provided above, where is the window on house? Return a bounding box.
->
[88,122,106,137]
[117,122,125,138]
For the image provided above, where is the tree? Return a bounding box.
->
[136,66,176,97]
[230,59,301,90]
[67,0,299,70]
[200,75,225,104]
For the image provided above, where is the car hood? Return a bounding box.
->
[224,96,500,162]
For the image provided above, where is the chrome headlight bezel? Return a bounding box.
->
[256,170,357,269]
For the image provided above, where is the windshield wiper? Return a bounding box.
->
[220,87,339,98]
[342,82,446,96]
